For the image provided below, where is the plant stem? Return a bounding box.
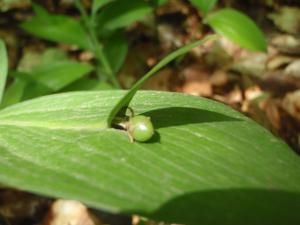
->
[74,0,120,88]
[107,34,219,126]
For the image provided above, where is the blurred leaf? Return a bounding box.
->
[0,91,300,225]
[62,78,116,92]
[31,2,49,19]
[39,48,67,64]
[32,61,93,91]
[16,48,94,94]
[189,0,217,14]
[6,71,53,102]
[0,39,8,104]
[0,79,26,108]
[205,9,267,52]
[147,0,168,7]
[18,49,94,91]
[97,0,152,31]
[17,48,68,75]
[92,0,114,16]
[17,50,43,73]
[10,71,37,83]
[157,0,168,5]
[20,4,91,50]
[22,81,52,100]
[103,31,128,74]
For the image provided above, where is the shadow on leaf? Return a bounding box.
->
[126,189,300,225]
[142,107,242,129]
[137,188,300,225]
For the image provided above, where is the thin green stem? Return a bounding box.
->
[74,0,120,88]
[107,34,219,126]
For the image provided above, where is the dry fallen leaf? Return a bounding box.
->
[180,65,212,96]
[270,34,300,55]
[284,60,300,78]
[210,70,228,87]
[282,90,300,123]
[267,55,294,71]
[182,80,212,96]
[268,7,300,34]
[265,99,282,130]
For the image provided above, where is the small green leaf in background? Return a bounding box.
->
[0,91,300,225]
[23,49,93,91]
[97,0,152,32]
[189,0,218,14]
[31,62,93,91]
[92,0,114,17]
[147,0,168,7]
[5,71,53,103]
[38,48,66,63]
[103,31,128,74]
[20,4,91,50]
[0,39,8,104]
[21,81,53,100]
[159,0,168,4]
[205,8,267,52]
[0,79,26,109]
[1,48,94,108]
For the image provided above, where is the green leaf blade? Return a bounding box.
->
[0,39,8,104]
[15,48,94,92]
[103,31,128,74]
[20,4,91,50]
[205,9,267,52]
[0,91,113,130]
[189,0,218,14]
[0,78,26,108]
[92,0,114,16]
[97,0,152,31]
[0,91,300,225]
[31,61,94,91]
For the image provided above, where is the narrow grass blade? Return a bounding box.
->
[0,39,8,104]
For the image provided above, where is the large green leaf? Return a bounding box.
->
[20,4,91,50]
[0,39,8,104]
[0,91,300,225]
[189,0,217,14]
[205,9,267,52]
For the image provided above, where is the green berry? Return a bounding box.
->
[128,115,154,142]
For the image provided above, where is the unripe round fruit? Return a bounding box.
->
[128,115,154,142]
